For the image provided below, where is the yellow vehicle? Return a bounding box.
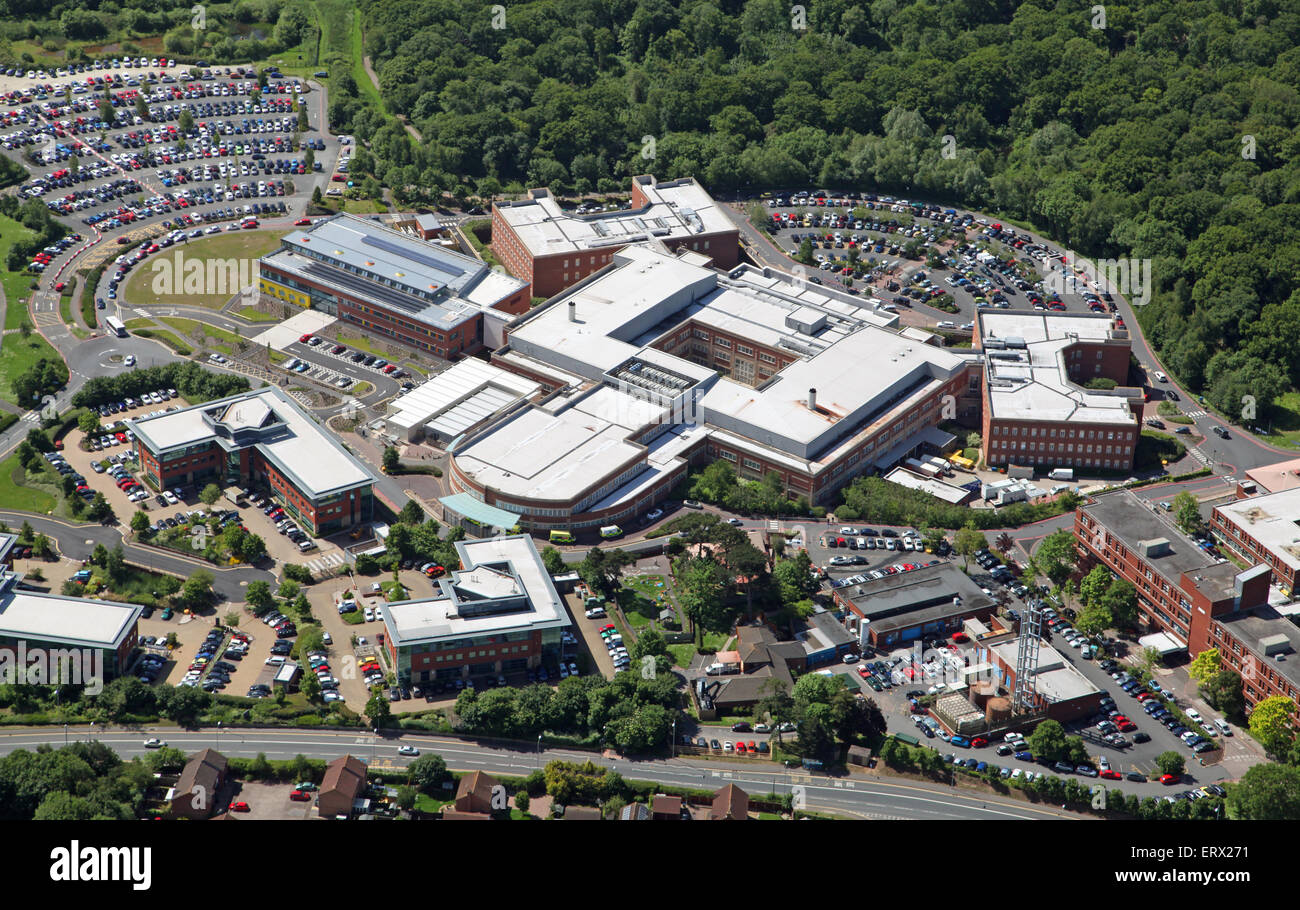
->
[599,525,623,539]
[950,454,976,471]
[549,530,576,544]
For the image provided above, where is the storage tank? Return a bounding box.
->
[985,696,1013,726]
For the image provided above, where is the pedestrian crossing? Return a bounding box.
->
[1188,446,1211,466]
[19,410,41,423]
[305,551,345,576]
[33,312,60,326]
[1185,409,1207,419]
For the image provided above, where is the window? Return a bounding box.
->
[715,337,731,349]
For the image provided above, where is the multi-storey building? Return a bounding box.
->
[442,243,981,531]
[1072,489,1300,712]
[128,387,377,535]
[975,312,1142,472]
[380,534,570,686]
[1212,488,1300,597]
[258,212,531,359]
[491,175,739,298]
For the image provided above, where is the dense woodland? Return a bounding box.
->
[352,0,1300,415]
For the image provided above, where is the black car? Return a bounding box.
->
[1126,772,1148,783]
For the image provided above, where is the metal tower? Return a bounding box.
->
[1012,598,1042,714]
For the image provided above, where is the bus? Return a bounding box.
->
[105,315,127,337]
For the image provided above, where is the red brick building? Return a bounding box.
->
[128,387,377,536]
[975,312,1142,472]
[492,175,739,299]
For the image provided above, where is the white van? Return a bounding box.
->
[599,525,622,539]
[1048,468,1074,481]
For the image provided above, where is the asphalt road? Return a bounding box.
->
[0,509,273,600]
[0,724,1081,820]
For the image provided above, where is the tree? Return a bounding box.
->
[365,691,392,727]
[1171,491,1204,535]
[1248,695,1297,757]
[200,483,222,506]
[1154,750,1185,777]
[1026,718,1069,762]
[953,522,985,570]
[77,410,100,435]
[1034,530,1077,587]
[300,670,322,701]
[540,545,566,576]
[177,570,215,611]
[382,446,399,473]
[1078,565,1111,607]
[1074,603,1112,636]
[1188,648,1222,686]
[514,790,530,813]
[1226,763,1300,820]
[407,753,450,793]
[244,580,274,613]
[87,493,114,524]
[31,534,53,559]
[398,499,425,525]
[1201,669,1245,718]
[994,532,1014,557]
[130,510,150,535]
[282,563,314,584]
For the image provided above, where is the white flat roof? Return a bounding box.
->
[883,467,971,504]
[382,535,568,647]
[1216,489,1300,575]
[0,582,141,650]
[453,402,644,504]
[991,638,1100,701]
[495,176,733,256]
[979,311,1139,424]
[386,359,539,435]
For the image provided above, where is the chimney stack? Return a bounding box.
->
[568,301,577,322]
[808,388,817,411]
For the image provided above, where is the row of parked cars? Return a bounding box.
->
[305,649,345,703]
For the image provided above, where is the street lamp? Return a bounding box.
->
[671,718,676,758]
[536,734,542,769]
[63,724,67,746]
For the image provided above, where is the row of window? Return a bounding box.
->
[993,425,1134,442]
[991,440,1126,456]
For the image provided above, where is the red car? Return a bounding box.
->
[1159,774,1180,785]
[293,218,312,226]
[971,737,989,748]
[53,282,66,292]
[735,742,746,754]
[1118,721,1137,732]
[952,633,970,643]
[228,801,251,812]
[299,333,313,343]
[1100,770,1122,780]
[1114,715,1131,725]
[425,564,445,578]
[288,789,311,801]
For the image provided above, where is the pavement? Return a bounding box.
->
[0,723,1083,820]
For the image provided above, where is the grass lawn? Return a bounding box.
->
[125,318,153,330]
[317,196,388,215]
[160,317,247,355]
[413,793,453,813]
[1260,393,1300,449]
[0,213,37,329]
[121,230,287,309]
[337,333,402,358]
[0,452,58,513]
[133,329,193,357]
[2,272,34,332]
[619,575,673,629]
[351,381,373,397]
[0,331,63,406]
[667,643,696,669]
[233,306,280,323]
[1135,430,1186,472]
[59,294,74,325]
